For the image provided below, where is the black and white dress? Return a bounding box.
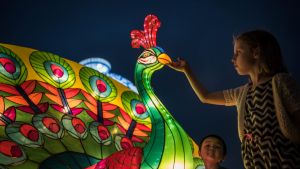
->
[242,80,300,169]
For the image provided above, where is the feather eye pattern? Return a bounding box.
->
[121,91,150,124]
[0,45,27,86]
[130,14,161,49]
[29,51,75,89]
[79,67,117,103]
[0,43,156,169]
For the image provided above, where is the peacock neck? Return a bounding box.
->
[135,65,167,168]
[135,64,169,124]
[135,64,194,169]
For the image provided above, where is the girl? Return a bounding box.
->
[168,30,300,168]
[199,135,227,169]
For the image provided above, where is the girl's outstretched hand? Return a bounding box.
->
[167,57,189,73]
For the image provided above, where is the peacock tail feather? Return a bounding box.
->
[30,51,76,89]
[0,43,151,169]
[0,45,27,86]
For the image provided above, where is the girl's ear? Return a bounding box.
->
[253,47,260,59]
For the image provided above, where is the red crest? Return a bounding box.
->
[130,14,161,49]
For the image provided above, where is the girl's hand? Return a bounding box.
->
[168,57,189,73]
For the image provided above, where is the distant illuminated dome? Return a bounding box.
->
[79,57,138,93]
[79,57,111,74]
[108,72,138,93]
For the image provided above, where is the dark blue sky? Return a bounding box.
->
[1,1,300,168]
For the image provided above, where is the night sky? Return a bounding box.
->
[1,1,300,168]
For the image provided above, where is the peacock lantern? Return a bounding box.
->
[0,14,203,169]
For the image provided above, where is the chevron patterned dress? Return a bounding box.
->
[242,80,300,169]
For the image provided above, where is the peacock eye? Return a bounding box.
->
[138,49,158,64]
[143,52,150,57]
[138,55,157,64]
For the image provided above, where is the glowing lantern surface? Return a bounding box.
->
[0,14,203,169]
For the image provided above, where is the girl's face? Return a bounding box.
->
[200,137,225,164]
[232,39,257,75]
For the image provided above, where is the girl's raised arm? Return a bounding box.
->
[168,58,228,106]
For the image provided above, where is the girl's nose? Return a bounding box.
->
[231,56,235,63]
[231,55,236,63]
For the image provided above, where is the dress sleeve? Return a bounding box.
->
[223,86,244,106]
[276,73,300,143]
[279,74,300,117]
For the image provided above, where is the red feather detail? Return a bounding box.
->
[17,106,35,114]
[37,103,49,113]
[17,103,49,114]
[135,123,151,132]
[117,123,127,134]
[93,147,143,169]
[3,107,16,121]
[102,103,117,111]
[103,119,114,126]
[0,140,23,157]
[64,88,80,98]
[38,81,59,95]
[119,108,132,123]
[51,104,64,112]
[20,80,36,94]
[81,90,96,106]
[72,117,86,134]
[71,108,84,115]
[131,136,144,143]
[85,110,97,120]
[42,117,60,133]
[0,84,19,95]
[20,124,39,141]
[130,14,161,49]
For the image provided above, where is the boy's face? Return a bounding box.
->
[232,39,257,75]
[200,137,225,164]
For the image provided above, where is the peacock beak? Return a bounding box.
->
[157,53,172,65]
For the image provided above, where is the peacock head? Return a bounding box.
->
[136,46,171,69]
[131,14,172,70]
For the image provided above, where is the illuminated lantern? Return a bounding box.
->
[91,14,203,169]
[0,14,202,169]
[130,14,200,169]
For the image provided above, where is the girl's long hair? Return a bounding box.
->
[235,30,288,75]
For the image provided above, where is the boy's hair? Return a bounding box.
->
[234,29,288,75]
[199,134,227,156]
